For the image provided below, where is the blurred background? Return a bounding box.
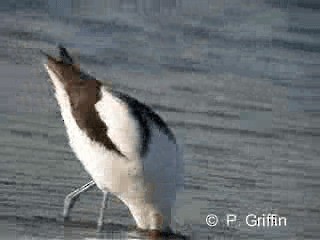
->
[0,0,319,239]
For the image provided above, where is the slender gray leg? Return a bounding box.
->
[63,180,96,219]
[97,191,109,231]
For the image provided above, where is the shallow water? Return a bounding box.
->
[0,0,320,239]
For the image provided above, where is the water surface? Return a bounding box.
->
[0,1,319,239]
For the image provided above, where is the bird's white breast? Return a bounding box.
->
[45,66,137,192]
[46,65,184,230]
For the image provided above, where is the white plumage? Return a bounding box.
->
[43,47,183,232]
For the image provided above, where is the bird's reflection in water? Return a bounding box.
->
[63,220,188,240]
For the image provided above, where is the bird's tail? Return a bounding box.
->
[58,44,74,65]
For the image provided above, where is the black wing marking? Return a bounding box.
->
[58,44,74,64]
[113,90,176,157]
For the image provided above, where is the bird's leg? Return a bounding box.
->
[63,180,96,220]
[97,191,109,231]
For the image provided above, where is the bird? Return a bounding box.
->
[42,45,184,235]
